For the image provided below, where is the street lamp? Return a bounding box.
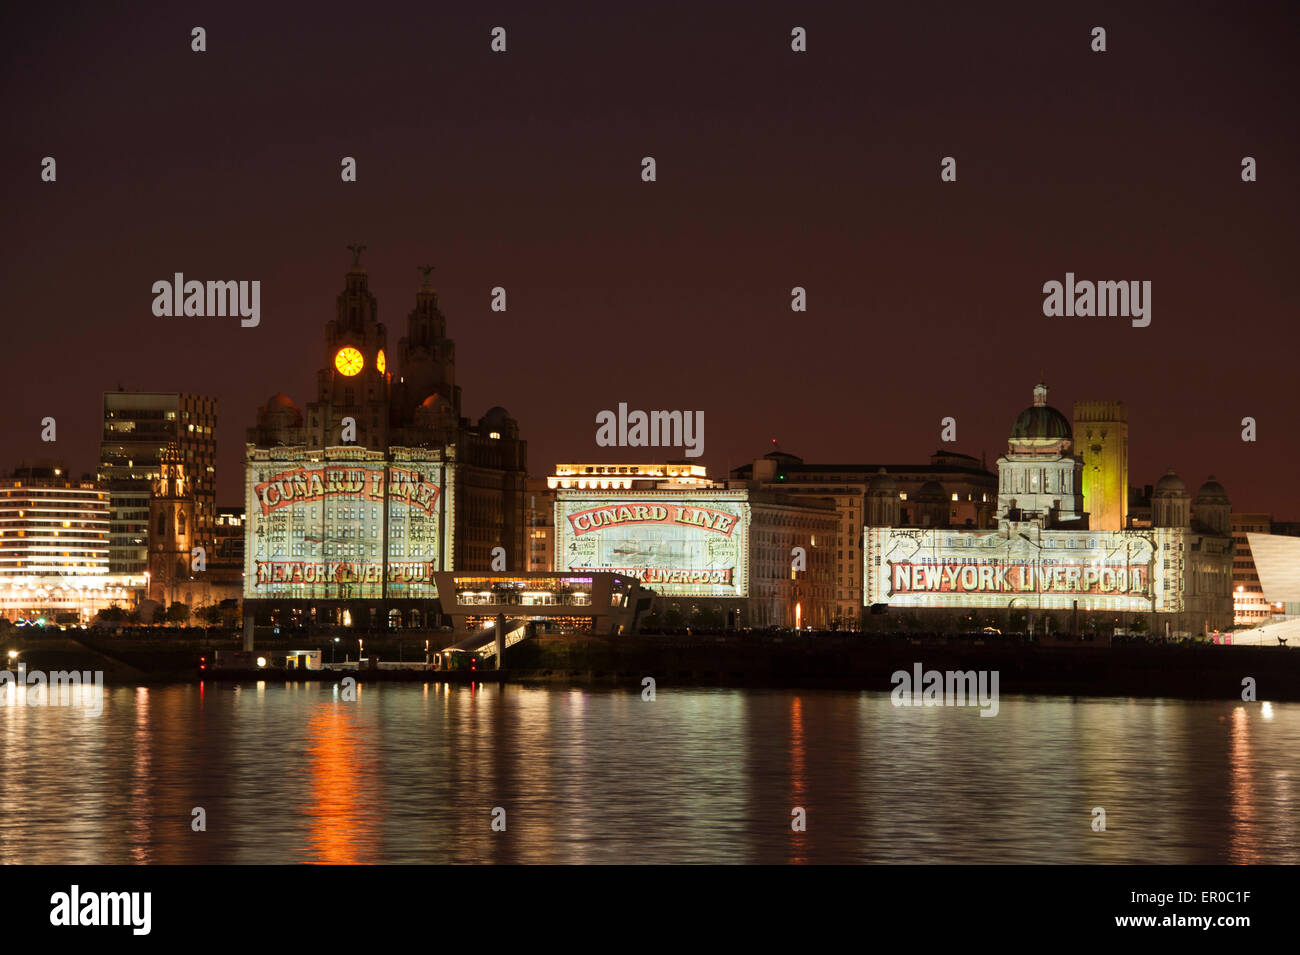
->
[332,636,339,664]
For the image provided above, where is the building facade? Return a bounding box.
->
[145,445,243,616]
[731,448,998,629]
[212,506,246,586]
[525,477,555,572]
[864,383,1235,636]
[549,463,838,629]
[1231,513,1273,626]
[433,571,642,634]
[100,390,217,575]
[1238,524,1300,625]
[0,462,141,623]
[243,252,527,629]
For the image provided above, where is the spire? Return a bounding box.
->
[336,244,377,325]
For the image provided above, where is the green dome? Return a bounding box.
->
[1008,382,1072,450]
[1009,406,1072,443]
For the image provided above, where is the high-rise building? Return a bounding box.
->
[0,461,139,622]
[1073,400,1128,531]
[243,251,527,629]
[99,391,217,574]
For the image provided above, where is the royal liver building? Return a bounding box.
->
[243,249,527,631]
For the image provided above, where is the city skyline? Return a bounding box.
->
[4,348,1290,518]
[4,1,1297,513]
[4,0,1300,899]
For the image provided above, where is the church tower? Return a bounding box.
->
[148,443,194,607]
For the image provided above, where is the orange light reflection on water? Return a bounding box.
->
[790,695,807,864]
[305,704,378,864]
[1228,706,1260,864]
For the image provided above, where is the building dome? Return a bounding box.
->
[1195,476,1229,504]
[867,467,897,494]
[865,468,900,527]
[916,478,946,502]
[1153,469,1187,496]
[478,406,517,439]
[414,393,455,433]
[259,392,302,428]
[1008,382,1072,451]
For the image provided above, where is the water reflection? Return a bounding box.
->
[305,705,378,864]
[1229,706,1258,864]
[0,685,1297,864]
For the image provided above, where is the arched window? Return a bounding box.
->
[157,511,167,538]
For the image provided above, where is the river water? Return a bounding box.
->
[1,682,1295,864]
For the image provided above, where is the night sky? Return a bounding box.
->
[4,1,1297,513]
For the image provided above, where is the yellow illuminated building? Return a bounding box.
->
[1073,401,1128,531]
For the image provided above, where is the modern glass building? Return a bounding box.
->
[99,391,217,575]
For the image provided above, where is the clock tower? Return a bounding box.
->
[307,245,392,450]
[245,247,529,630]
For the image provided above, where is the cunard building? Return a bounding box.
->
[243,249,527,634]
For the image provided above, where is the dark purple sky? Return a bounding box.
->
[4,1,1298,514]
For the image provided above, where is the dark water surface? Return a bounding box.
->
[2,682,1296,864]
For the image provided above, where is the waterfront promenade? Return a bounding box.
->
[3,627,1297,701]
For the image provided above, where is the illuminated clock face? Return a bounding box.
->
[376,349,387,374]
[334,346,363,376]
